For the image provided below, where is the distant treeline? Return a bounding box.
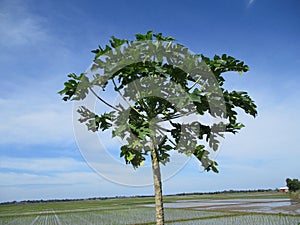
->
[0,188,275,205]
[168,188,275,196]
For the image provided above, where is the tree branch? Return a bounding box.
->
[156,127,177,147]
[160,110,196,122]
[188,75,202,91]
[89,87,120,112]
[112,79,145,118]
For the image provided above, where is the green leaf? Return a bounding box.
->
[58,73,90,101]
[59,31,258,175]
[135,30,153,41]
[77,106,114,132]
[189,88,202,102]
[92,45,112,59]
[109,36,127,48]
[211,161,219,173]
[126,152,134,161]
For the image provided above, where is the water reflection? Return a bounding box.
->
[143,198,300,215]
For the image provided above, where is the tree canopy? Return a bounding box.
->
[286,178,300,192]
[59,31,257,173]
[59,31,257,225]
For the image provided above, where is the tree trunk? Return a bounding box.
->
[151,144,164,225]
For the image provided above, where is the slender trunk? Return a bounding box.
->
[151,142,164,225]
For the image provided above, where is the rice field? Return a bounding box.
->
[0,208,299,225]
[0,208,228,225]
[171,214,300,225]
[0,192,299,225]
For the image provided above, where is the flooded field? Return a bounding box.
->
[1,192,299,224]
[145,198,300,215]
[170,214,300,225]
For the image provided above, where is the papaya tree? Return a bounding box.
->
[59,31,257,225]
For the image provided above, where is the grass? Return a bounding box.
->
[291,191,300,202]
[0,191,288,216]
[0,197,155,216]
[164,190,289,201]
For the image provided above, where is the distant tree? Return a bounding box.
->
[286,178,300,192]
[59,31,257,225]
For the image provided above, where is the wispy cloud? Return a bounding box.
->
[0,170,106,202]
[0,0,48,47]
[0,156,155,202]
[0,97,74,146]
[0,157,88,172]
[247,0,255,7]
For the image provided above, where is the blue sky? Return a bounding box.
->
[0,0,299,202]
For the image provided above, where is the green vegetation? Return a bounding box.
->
[0,191,299,224]
[0,190,289,216]
[165,191,289,201]
[291,191,300,202]
[286,178,300,202]
[171,214,300,225]
[0,210,298,225]
[59,31,257,225]
[286,178,300,192]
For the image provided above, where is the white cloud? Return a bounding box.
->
[0,171,100,186]
[0,156,155,202]
[0,171,105,202]
[0,0,47,47]
[1,75,299,202]
[220,97,300,161]
[0,97,74,145]
[0,157,88,172]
